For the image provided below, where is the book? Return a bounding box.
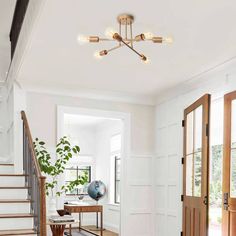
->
[49,215,75,223]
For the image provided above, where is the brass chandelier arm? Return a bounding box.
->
[99,38,139,43]
[97,36,164,43]
[106,42,131,53]
[120,39,144,58]
[78,13,173,63]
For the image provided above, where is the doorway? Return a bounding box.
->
[222,91,236,236]
[183,92,236,236]
[57,106,130,236]
[182,94,211,236]
[209,97,223,236]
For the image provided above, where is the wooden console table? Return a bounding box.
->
[64,204,103,236]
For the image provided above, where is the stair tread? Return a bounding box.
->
[0,213,35,218]
[0,186,29,189]
[0,229,36,235]
[0,163,14,166]
[0,174,27,176]
[0,199,31,203]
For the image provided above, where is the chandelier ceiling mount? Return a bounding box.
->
[77,13,173,63]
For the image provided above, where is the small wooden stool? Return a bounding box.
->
[47,220,78,236]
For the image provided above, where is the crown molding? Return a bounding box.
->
[155,55,236,105]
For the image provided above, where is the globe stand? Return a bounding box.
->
[87,180,106,233]
[88,200,105,232]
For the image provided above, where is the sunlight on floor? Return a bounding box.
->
[209,207,222,236]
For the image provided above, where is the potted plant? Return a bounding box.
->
[34,136,88,215]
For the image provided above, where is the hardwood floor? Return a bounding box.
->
[47,226,118,236]
[69,229,118,236]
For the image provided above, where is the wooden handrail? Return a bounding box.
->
[21,111,43,179]
[21,111,47,236]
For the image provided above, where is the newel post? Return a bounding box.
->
[40,176,47,236]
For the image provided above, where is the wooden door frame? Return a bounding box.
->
[182,94,211,236]
[222,91,236,236]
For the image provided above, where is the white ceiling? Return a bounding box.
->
[0,0,16,83]
[18,0,236,102]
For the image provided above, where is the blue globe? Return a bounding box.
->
[87,180,106,201]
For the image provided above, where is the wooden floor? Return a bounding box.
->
[70,228,118,236]
[47,226,118,236]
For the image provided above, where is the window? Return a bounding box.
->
[186,105,203,197]
[65,165,91,195]
[111,134,121,204]
[115,156,121,204]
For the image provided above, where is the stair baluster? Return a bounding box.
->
[21,111,46,236]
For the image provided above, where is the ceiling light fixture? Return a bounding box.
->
[77,14,173,63]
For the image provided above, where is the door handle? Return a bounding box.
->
[203,196,208,205]
[224,192,229,210]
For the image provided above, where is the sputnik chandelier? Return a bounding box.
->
[77,14,173,63]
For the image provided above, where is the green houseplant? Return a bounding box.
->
[34,136,89,197]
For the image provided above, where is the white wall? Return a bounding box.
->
[62,122,97,226]
[0,86,7,160]
[0,85,13,163]
[62,119,122,232]
[95,120,122,233]
[0,82,26,171]
[26,91,155,236]
[154,62,236,236]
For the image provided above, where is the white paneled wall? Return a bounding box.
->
[155,61,236,236]
[26,92,155,236]
[0,86,5,159]
[126,154,155,236]
[155,99,182,236]
[0,85,14,162]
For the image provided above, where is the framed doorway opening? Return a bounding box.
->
[57,106,131,236]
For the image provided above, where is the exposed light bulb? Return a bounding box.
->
[94,51,103,60]
[135,34,145,42]
[99,50,108,56]
[77,35,89,44]
[143,57,150,64]
[163,36,173,44]
[94,50,108,59]
[105,28,117,39]
[144,32,154,40]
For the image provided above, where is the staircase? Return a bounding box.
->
[0,164,37,235]
[0,112,47,235]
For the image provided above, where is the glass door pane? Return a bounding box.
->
[231,100,236,148]
[194,152,202,197]
[231,100,236,197]
[186,154,193,196]
[231,144,236,198]
[187,111,194,155]
[194,106,203,152]
[186,105,203,197]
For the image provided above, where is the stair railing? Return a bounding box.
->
[21,111,47,236]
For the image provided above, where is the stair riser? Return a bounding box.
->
[0,166,14,174]
[0,176,25,187]
[0,218,33,230]
[0,203,30,214]
[0,189,28,199]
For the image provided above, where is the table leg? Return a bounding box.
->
[79,212,81,231]
[96,212,99,228]
[101,211,103,236]
[69,224,72,235]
